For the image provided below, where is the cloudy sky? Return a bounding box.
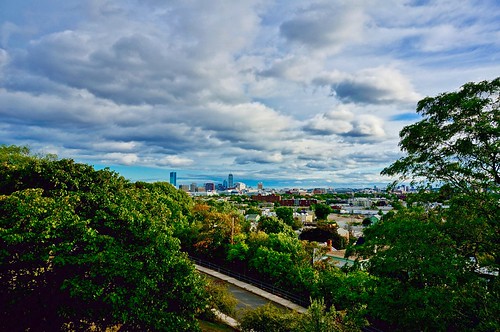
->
[1,0,499,188]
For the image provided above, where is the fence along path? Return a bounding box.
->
[189,255,308,313]
[191,256,386,332]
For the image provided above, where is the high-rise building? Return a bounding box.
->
[205,182,215,191]
[228,173,234,188]
[258,182,263,190]
[169,172,177,187]
[190,183,197,192]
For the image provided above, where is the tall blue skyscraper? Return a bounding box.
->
[169,171,177,187]
[228,173,234,188]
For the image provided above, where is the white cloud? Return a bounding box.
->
[303,106,387,142]
[235,152,284,165]
[303,109,354,136]
[348,115,386,138]
[0,0,498,187]
[102,152,139,165]
[315,67,421,104]
[158,155,194,167]
[92,141,139,152]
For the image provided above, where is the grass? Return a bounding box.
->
[198,319,238,332]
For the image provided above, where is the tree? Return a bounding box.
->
[275,206,294,227]
[245,206,262,216]
[351,79,500,330]
[313,203,332,221]
[299,298,353,332]
[382,77,499,194]
[362,217,372,226]
[257,216,294,235]
[380,77,499,270]
[312,267,374,328]
[299,225,347,249]
[0,148,208,331]
[380,78,500,265]
[350,207,498,330]
[189,203,243,259]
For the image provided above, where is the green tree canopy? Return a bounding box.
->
[257,216,295,235]
[343,80,500,330]
[380,78,500,267]
[350,207,499,330]
[275,206,294,227]
[352,79,500,330]
[0,147,208,331]
[188,202,243,259]
[382,77,499,193]
[313,203,332,220]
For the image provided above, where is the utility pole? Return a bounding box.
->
[231,216,235,245]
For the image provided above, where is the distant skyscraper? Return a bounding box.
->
[258,182,263,190]
[205,182,215,191]
[228,173,234,188]
[169,172,177,187]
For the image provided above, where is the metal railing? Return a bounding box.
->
[188,255,310,308]
[189,255,385,332]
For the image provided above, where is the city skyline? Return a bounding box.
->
[105,167,392,190]
[1,1,499,188]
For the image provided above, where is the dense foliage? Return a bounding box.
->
[350,208,499,330]
[0,146,208,331]
[313,203,332,220]
[351,78,500,330]
[382,77,499,193]
[239,299,356,332]
[274,206,296,229]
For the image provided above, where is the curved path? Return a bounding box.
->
[195,264,307,314]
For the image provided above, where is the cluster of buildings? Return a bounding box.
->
[169,172,262,195]
[251,194,318,207]
[168,171,417,199]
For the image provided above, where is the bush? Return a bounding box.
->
[239,304,299,332]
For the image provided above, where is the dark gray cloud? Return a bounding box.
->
[235,152,284,165]
[333,81,397,104]
[279,2,364,51]
[313,67,421,105]
[21,31,206,106]
[305,160,335,170]
[302,107,387,143]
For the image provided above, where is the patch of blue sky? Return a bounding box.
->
[0,0,83,47]
[92,164,171,183]
[415,45,499,70]
[390,113,422,122]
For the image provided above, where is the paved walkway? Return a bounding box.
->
[195,264,307,314]
[211,309,239,330]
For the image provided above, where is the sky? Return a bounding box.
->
[1,0,499,189]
